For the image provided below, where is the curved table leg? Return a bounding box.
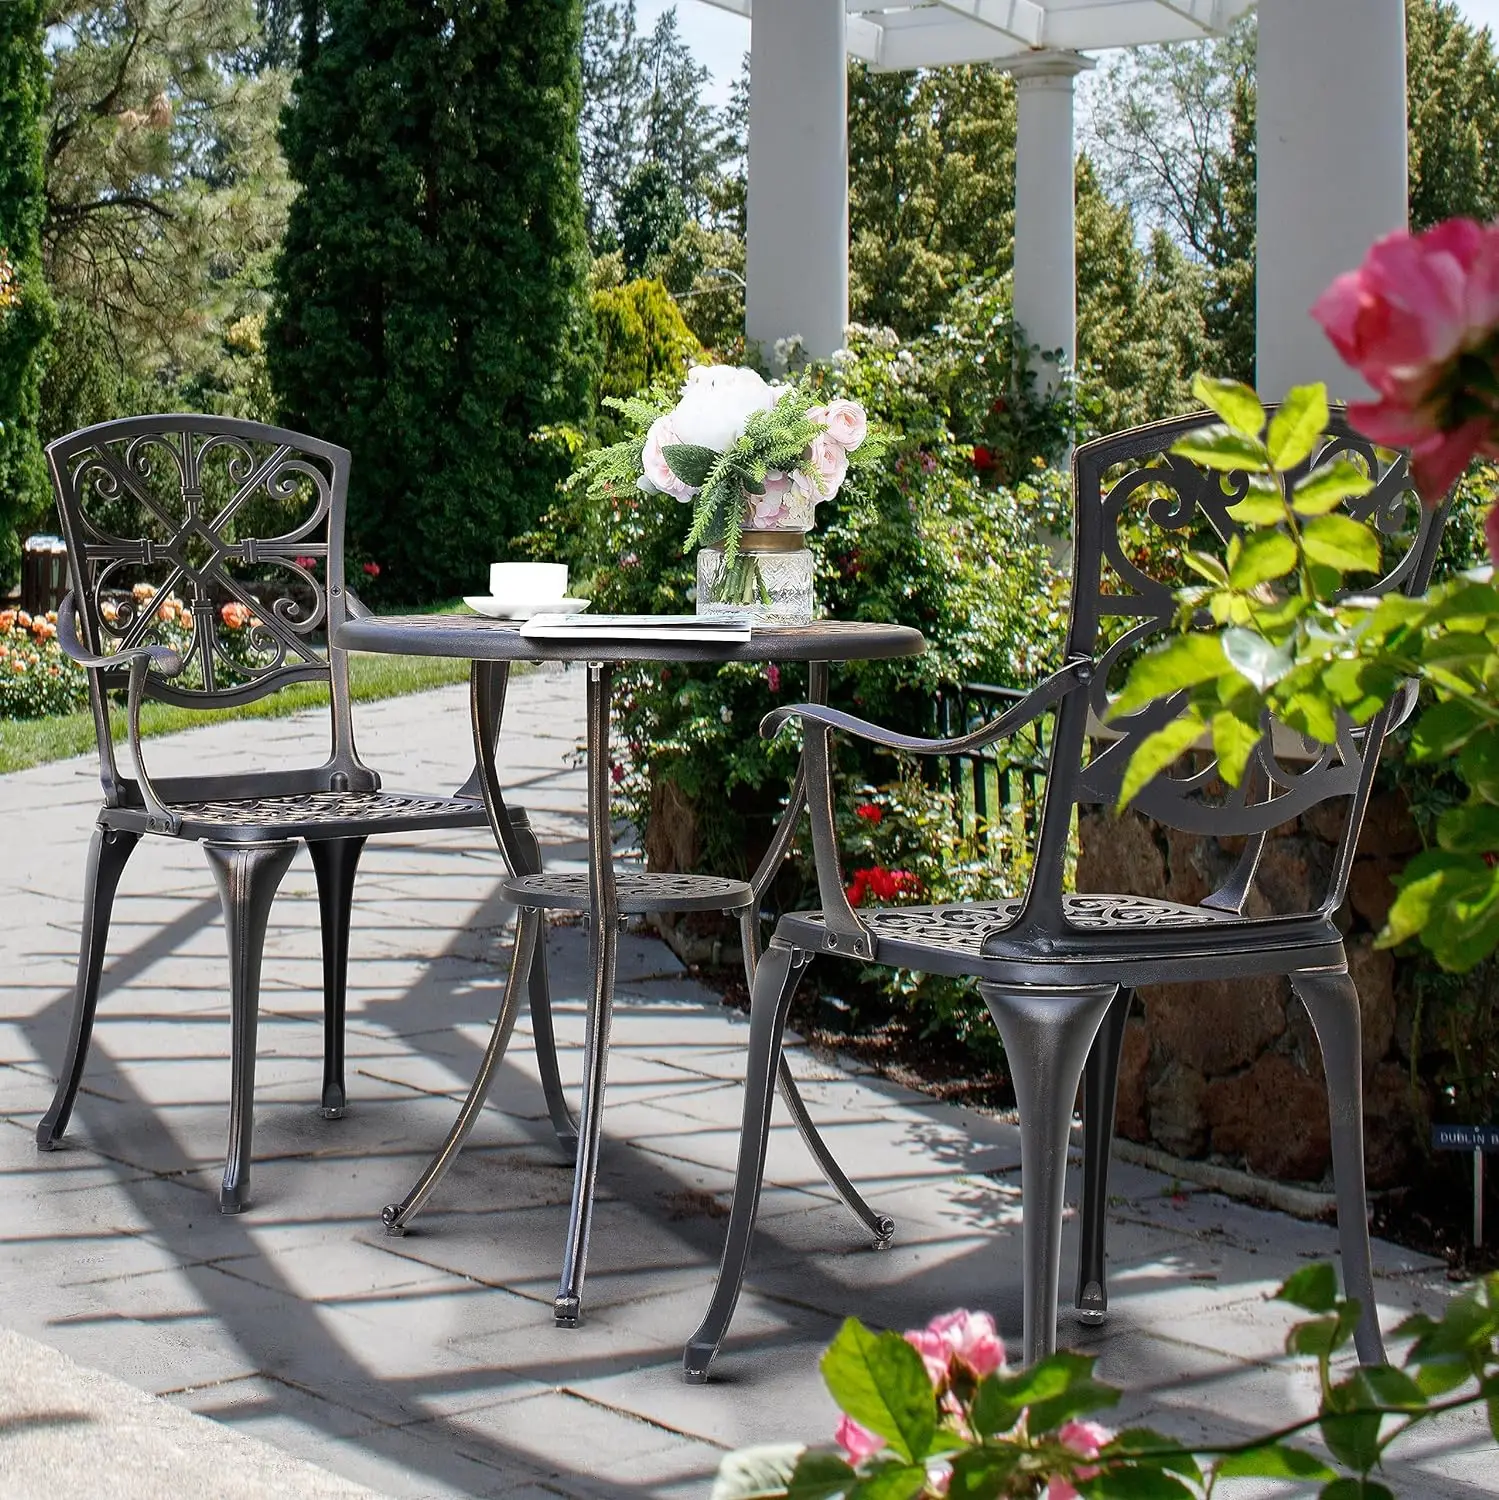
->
[554,662,618,1325]
[468,662,576,1158]
[383,904,542,1234]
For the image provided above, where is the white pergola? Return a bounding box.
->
[697,0,1409,399]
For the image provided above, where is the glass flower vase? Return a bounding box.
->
[695,473,817,625]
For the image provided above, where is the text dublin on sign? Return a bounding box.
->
[1431,1124,1499,1152]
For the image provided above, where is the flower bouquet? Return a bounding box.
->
[576,364,880,622]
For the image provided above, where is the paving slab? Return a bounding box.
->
[0,666,1494,1498]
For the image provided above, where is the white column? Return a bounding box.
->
[1008,52,1091,390]
[745,0,847,363]
[1257,0,1407,400]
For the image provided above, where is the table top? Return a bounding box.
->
[335,612,927,665]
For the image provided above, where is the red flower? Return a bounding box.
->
[855,803,882,824]
[362,560,381,577]
[766,664,781,693]
[971,445,995,473]
[846,865,920,906]
[990,397,1008,415]
[295,555,319,570]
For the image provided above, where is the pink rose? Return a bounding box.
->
[904,1309,1006,1386]
[807,432,849,499]
[642,414,698,503]
[750,470,794,528]
[821,398,868,451]
[1045,1419,1114,1500]
[834,1413,883,1464]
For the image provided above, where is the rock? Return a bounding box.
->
[1347,937,1397,1066]
[1356,790,1423,858]
[1139,976,1287,1076]
[1362,1062,1430,1189]
[1253,837,1330,916]
[1115,1018,1151,1142]
[1163,827,1235,907]
[1204,1054,1331,1182]
[1147,1059,1208,1157]
[1076,811,1166,898]
[1347,857,1400,930]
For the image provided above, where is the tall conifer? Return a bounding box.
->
[269,0,593,601]
[0,0,56,585]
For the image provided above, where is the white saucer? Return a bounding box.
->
[463,596,590,621]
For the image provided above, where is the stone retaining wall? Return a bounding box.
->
[1077,793,1429,1189]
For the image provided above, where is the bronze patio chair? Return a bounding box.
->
[684,408,1449,1380]
[34,414,566,1212]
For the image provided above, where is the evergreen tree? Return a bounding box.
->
[0,0,56,585]
[269,0,594,602]
[580,0,643,246]
[637,8,721,221]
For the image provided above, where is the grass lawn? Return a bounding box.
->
[0,619,474,776]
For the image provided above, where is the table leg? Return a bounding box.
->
[554,662,618,1325]
[469,661,576,1157]
[749,661,893,1246]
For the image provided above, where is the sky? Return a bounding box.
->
[638,0,1499,109]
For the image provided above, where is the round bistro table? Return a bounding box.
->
[333,612,926,1325]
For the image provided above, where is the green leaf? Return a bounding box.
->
[1171,429,1273,473]
[1222,627,1294,692]
[1380,851,1492,951]
[1118,710,1209,810]
[1193,374,1266,438]
[1279,1263,1340,1313]
[788,1452,862,1500]
[819,1321,936,1465]
[1319,658,1403,724]
[846,1462,927,1500]
[1229,528,1299,588]
[1111,634,1230,718]
[1293,459,1376,515]
[1215,1443,1337,1480]
[1267,383,1330,469]
[1226,489,1288,526]
[1210,707,1261,786]
[1105,1431,1201,1481]
[712,1445,820,1500]
[1182,550,1231,586]
[1319,1482,1396,1500]
[1287,1315,1343,1359]
[662,442,720,488]
[1349,1364,1429,1412]
[1301,514,1382,575]
[1459,730,1499,803]
[945,1448,1020,1500]
[1436,800,1499,854]
[1318,1406,1385,1475]
[1410,698,1485,760]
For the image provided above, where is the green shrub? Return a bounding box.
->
[589,278,701,432]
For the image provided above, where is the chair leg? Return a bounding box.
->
[510,814,576,1158]
[37,824,141,1150]
[1075,986,1134,1325]
[383,904,542,1234]
[203,840,298,1215]
[978,983,1119,1368]
[684,940,811,1383]
[1290,966,1386,1365]
[307,835,366,1120]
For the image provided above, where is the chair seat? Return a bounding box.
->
[102,787,491,842]
[777,893,1346,988]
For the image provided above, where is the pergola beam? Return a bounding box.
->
[931,1,1046,48]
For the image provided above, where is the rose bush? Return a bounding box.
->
[714,1266,1499,1500]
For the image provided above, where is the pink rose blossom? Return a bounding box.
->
[750,470,794,528]
[834,1413,883,1464]
[904,1309,1006,1386]
[808,432,849,498]
[1045,1419,1115,1500]
[821,398,868,451]
[642,414,698,503]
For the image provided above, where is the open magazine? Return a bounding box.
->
[518,613,754,643]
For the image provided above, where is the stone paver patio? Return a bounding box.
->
[0,667,1494,1497]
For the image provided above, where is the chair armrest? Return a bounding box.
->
[759,657,1092,751]
[57,593,185,835]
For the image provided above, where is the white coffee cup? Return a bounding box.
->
[489,561,568,601]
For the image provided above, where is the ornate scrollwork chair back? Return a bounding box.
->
[37,415,496,1215]
[48,415,371,806]
[683,406,1453,1387]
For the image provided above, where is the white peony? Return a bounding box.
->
[670,365,782,452]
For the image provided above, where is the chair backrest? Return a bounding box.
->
[46,414,367,801]
[1017,407,1450,930]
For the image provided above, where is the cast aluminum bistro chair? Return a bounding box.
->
[684,408,1450,1381]
[34,414,566,1213]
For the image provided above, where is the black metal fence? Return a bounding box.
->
[934,682,1050,849]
